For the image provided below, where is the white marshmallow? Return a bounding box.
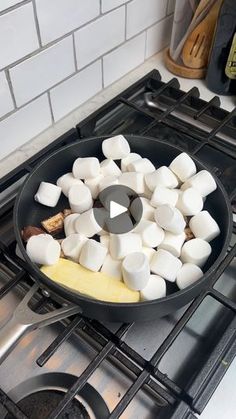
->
[97,229,108,236]
[130,197,154,221]
[181,170,217,197]
[109,233,142,260]
[56,173,82,197]
[121,153,141,172]
[119,172,145,194]
[169,152,196,182]
[159,232,185,258]
[26,234,60,266]
[135,220,164,248]
[151,186,178,207]
[122,252,150,290]
[102,135,130,159]
[145,166,179,192]
[64,213,79,236]
[72,157,100,179]
[79,239,107,272]
[85,174,104,199]
[61,233,87,262]
[142,247,155,263]
[176,263,203,289]
[176,187,203,216]
[189,211,220,242]
[154,204,186,234]
[68,184,93,213]
[74,209,102,237]
[101,254,122,280]
[34,182,61,207]
[128,158,155,174]
[100,159,121,177]
[98,175,119,192]
[150,249,182,282]
[140,275,166,301]
[100,235,110,249]
[143,183,153,199]
[181,238,212,267]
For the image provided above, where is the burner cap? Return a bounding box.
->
[5,390,89,419]
[6,373,109,419]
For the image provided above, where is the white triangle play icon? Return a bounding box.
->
[110,201,127,219]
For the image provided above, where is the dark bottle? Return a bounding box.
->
[206,0,236,95]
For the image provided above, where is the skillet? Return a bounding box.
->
[13,135,232,322]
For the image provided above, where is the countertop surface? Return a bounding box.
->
[0,50,236,419]
[0,50,235,179]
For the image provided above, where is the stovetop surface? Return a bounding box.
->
[0,69,235,419]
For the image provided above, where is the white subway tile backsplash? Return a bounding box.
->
[10,37,75,107]
[75,7,125,69]
[0,4,39,69]
[146,15,173,58]
[50,61,102,122]
[101,0,129,13]
[0,95,51,160]
[0,71,14,118]
[0,0,172,160]
[35,0,100,45]
[127,0,166,39]
[0,0,24,12]
[103,32,145,87]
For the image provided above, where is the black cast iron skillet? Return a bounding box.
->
[12,135,232,323]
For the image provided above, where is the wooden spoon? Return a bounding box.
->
[171,0,216,61]
[181,0,224,69]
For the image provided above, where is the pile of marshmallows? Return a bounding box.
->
[27,135,220,302]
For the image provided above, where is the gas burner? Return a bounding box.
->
[4,373,109,419]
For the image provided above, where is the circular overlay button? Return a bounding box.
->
[93,185,143,234]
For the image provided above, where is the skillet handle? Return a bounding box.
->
[0,315,28,364]
[0,284,81,365]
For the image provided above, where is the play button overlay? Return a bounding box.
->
[94,185,143,234]
[110,201,127,218]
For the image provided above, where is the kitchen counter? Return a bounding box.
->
[0,50,235,180]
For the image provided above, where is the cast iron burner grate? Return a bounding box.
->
[0,70,235,419]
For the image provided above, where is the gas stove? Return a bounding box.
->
[0,69,235,419]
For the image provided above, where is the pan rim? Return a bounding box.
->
[13,135,233,309]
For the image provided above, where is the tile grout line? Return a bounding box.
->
[0,0,30,17]
[5,69,17,109]
[102,0,133,15]
[125,3,128,40]
[101,57,105,89]
[47,91,54,123]
[72,33,78,71]
[144,29,148,61]
[123,14,172,42]
[32,0,42,48]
